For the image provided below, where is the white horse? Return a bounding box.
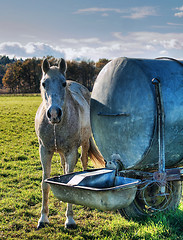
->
[35,58,104,229]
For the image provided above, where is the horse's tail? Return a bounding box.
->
[88,137,105,167]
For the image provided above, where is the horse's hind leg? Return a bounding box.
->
[81,140,90,170]
[37,145,53,229]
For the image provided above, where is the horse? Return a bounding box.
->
[35,58,104,229]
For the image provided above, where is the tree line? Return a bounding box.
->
[0,55,110,93]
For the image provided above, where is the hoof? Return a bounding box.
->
[65,223,77,229]
[37,222,49,230]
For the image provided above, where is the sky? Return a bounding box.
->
[0,0,183,61]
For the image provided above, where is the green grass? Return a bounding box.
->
[0,95,183,240]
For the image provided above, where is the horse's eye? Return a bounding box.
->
[62,82,66,87]
[42,82,46,88]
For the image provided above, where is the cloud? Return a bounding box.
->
[174,5,183,18]
[159,39,182,49]
[175,12,183,18]
[0,42,65,59]
[75,8,124,14]
[110,32,183,59]
[102,13,109,17]
[113,32,183,50]
[60,38,101,45]
[160,50,168,55]
[176,6,183,11]
[122,6,157,19]
[75,6,157,19]
[167,22,183,26]
[0,32,183,61]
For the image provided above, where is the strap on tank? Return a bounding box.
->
[156,57,183,67]
[152,78,166,193]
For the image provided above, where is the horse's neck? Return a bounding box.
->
[62,90,76,123]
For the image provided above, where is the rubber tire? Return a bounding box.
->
[118,181,182,220]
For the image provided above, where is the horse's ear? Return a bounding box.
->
[58,58,67,75]
[42,58,50,74]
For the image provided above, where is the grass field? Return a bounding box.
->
[0,95,183,240]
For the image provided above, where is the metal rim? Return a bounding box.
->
[134,181,174,214]
[118,180,182,219]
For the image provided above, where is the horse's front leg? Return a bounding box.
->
[64,148,78,229]
[37,144,53,229]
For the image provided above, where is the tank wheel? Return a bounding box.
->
[118,181,182,219]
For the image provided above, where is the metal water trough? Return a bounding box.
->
[45,169,140,211]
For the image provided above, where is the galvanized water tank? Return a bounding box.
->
[91,57,183,170]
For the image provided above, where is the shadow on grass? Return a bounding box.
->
[130,208,183,239]
[3,155,28,162]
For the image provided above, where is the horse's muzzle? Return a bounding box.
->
[47,106,62,124]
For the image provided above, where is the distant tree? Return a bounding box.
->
[0,65,6,87]
[1,56,110,93]
[66,60,80,81]
[78,60,95,90]
[21,58,42,93]
[0,55,16,88]
[2,62,20,93]
[43,56,57,66]
[2,65,13,91]
[66,60,96,90]
[95,58,110,75]
[0,55,12,65]
[2,58,42,93]
[31,58,42,92]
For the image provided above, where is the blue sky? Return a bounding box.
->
[0,0,183,61]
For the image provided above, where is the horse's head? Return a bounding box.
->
[41,58,67,124]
